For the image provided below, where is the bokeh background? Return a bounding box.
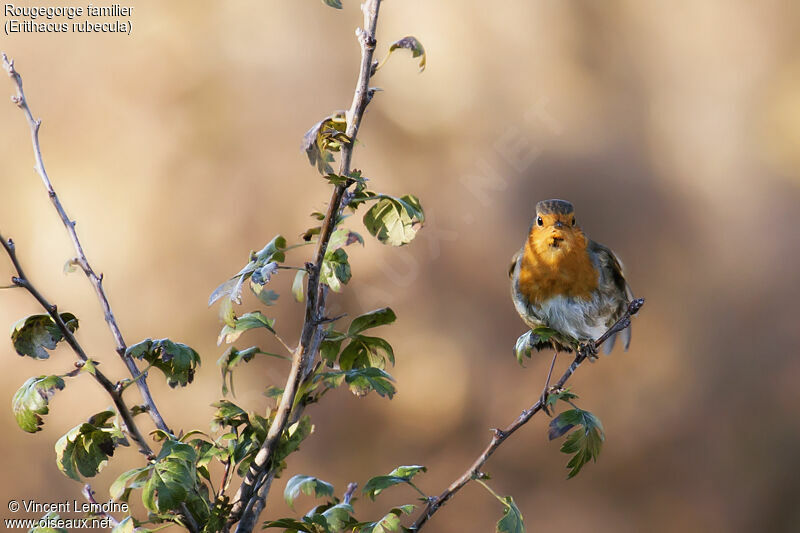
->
[1,1,799,532]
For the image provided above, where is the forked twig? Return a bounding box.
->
[1,52,171,434]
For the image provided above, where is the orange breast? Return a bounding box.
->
[518,238,598,303]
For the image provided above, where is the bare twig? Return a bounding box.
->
[343,482,358,505]
[409,298,645,531]
[1,55,200,533]
[82,485,120,527]
[1,52,170,434]
[0,234,153,456]
[228,2,383,529]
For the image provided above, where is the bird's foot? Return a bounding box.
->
[578,340,598,361]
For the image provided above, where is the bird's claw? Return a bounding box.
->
[578,341,598,360]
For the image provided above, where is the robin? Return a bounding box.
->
[509,199,634,365]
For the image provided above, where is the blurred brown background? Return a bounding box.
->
[1,1,799,532]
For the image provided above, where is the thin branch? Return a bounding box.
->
[1,234,153,456]
[409,298,645,531]
[1,52,170,434]
[82,485,120,527]
[227,1,383,529]
[1,58,200,533]
[343,482,358,505]
[273,332,296,355]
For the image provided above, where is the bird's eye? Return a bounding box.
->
[536,216,543,226]
[571,217,576,226]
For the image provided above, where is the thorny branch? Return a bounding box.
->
[409,298,645,531]
[0,234,153,456]
[1,52,171,435]
[228,1,384,531]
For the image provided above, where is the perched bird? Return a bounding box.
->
[509,199,633,356]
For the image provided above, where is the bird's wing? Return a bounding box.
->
[508,248,522,279]
[588,240,633,350]
[589,240,633,300]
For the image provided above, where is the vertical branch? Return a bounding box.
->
[228,1,384,530]
[1,52,170,434]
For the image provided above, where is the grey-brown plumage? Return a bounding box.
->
[509,200,633,354]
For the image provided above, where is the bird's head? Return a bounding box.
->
[528,199,586,257]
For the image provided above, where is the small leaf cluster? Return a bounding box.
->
[127,338,201,388]
[56,410,128,481]
[315,308,397,398]
[514,326,576,365]
[547,390,605,479]
[210,235,288,342]
[112,438,211,526]
[474,476,525,533]
[11,312,78,359]
[13,375,64,432]
[264,465,426,533]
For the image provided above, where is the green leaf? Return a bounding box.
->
[548,408,605,478]
[126,338,201,388]
[210,400,248,431]
[12,375,65,433]
[111,466,150,503]
[328,227,364,251]
[55,411,121,481]
[28,511,69,533]
[347,307,397,336]
[141,440,199,514]
[363,465,427,501]
[363,195,424,246]
[274,416,314,465]
[345,367,396,398]
[514,331,533,365]
[262,517,314,532]
[218,346,288,397]
[319,367,396,399]
[339,336,395,370]
[217,311,276,345]
[319,337,343,365]
[496,496,524,533]
[293,269,307,302]
[324,173,349,186]
[548,408,602,440]
[321,503,356,531]
[320,248,351,292]
[284,475,335,509]
[10,313,78,359]
[388,36,427,72]
[357,505,415,533]
[81,359,98,376]
[531,326,558,341]
[322,0,342,9]
[515,327,565,365]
